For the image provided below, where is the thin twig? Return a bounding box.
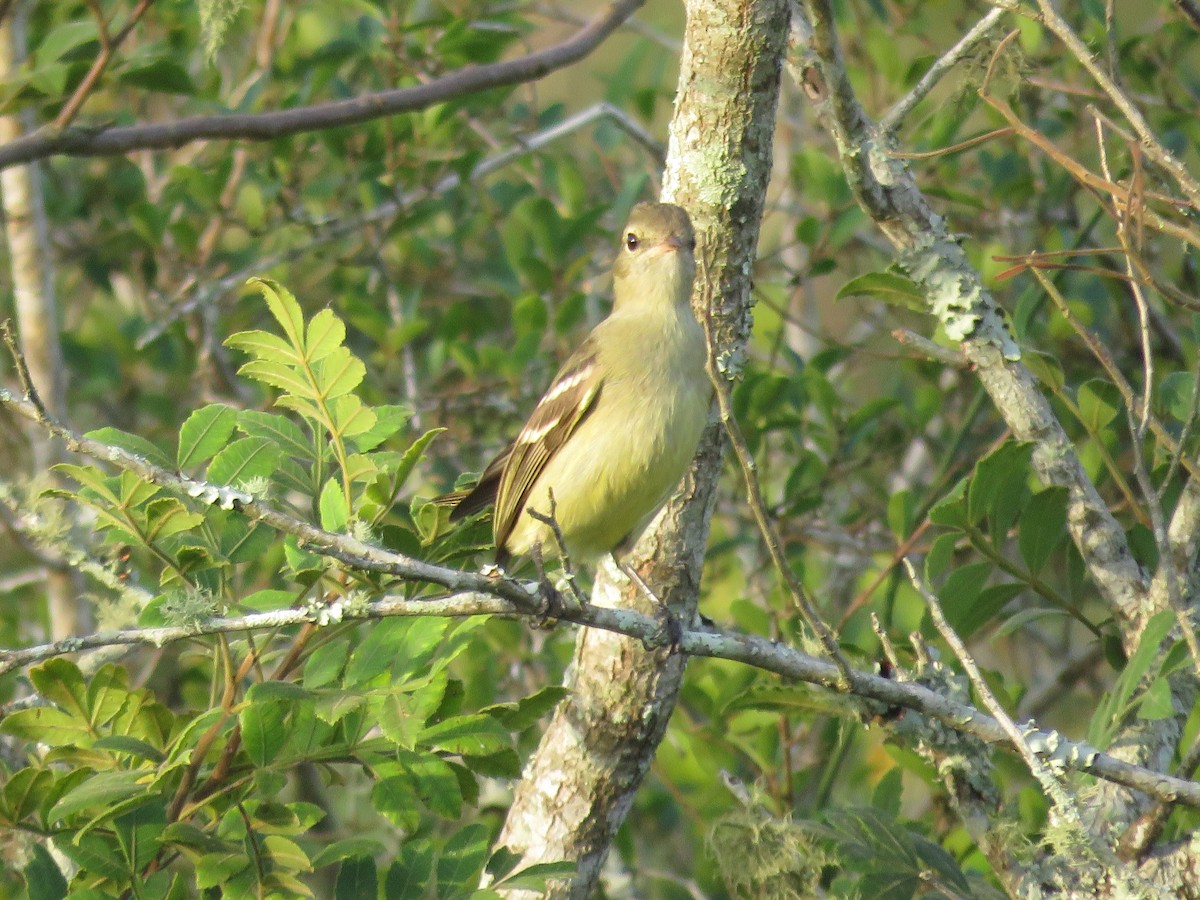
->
[905,558,1141,880]
[53,0,155,130]
[1032,0,1200,212]
[704,314,853,685]
[878,6,1007,134]
[0,0,644,170]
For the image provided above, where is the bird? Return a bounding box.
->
[445,201,711,571]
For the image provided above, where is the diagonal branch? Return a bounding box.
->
[0,0,643,170]
[791,0,1148,636]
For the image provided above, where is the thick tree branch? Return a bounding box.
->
[0,0,643,170]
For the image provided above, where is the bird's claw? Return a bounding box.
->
[641,602,683,653]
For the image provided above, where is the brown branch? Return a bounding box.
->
[53,0,155,130]
[0,0,643,170]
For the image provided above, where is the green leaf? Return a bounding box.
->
[436,824,490,892]
[311,838,388,869]
[306,309,347,363]
[1018,487,1068,575]
[334,856,378,900]
[371,775,420,830]
[933,562,990,631]
[84,427,173,469]
[385,840,435,900]
[354,404,413,451]
[249,277,306,351]
[1077,379,1122,432]
[1137,676,1175,720]
[36,21,99,64]
[331,394,377,439]
[120,59,195,94]
[967,440,1033,531]
[392,428,446,494]
[225,329,299,364]
[953,582,1023,640]
[240,701,289,767]
[50,770,149,820]
[836,271,926,311]
[419,714,511,756]
[54,464,121,505]
[312,348,366,399]
[177,404,238,470]
[345,619,408,687]
[24,842,69,900]
[238,359,316,398]
[319,478,349,532]
[206,436,281,485]
[928,478,968,528]
[144,498,203,542]
[236,409,313,460]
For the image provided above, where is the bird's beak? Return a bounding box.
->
[649,234,693,258]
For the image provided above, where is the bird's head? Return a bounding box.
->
[611,202,697,310]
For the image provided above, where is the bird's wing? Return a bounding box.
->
[493,335,604,552]
[444,445,510,521]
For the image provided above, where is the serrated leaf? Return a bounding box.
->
[385,840,435,900]
[36,20,98,64]
[236,409,313,460]
[437,823,489,890]
[312,348,365,399]
[419,714,511,756]
[225,329,299,364]
[392,428,446,494]
[355,404,413,451]
[331,394,377,438]
[177,404,238,470]
[306,309,346,363]
[249,277,306,351]
[206,436,281,485]
[933,562,990,630]
[24,843,68,900]
[240,702,289,768]
[84,427,172,469]
[238,359,316,398]
[371,775,420,830]
[50,770,148,820]
[144,498,203,542]
[54,464,121,505]
[967,440,1033,530]
[335,856,377,900]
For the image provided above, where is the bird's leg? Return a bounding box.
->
[529,542,564,627]
[613,554,682,652]
[526,495,587,610]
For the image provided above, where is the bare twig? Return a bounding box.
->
[0,0,644,170]
[705,318,853,684]
[53,0,155,130]
[906,558,1144,883]
[878,6,1007,134]
[1031,0,1200,212]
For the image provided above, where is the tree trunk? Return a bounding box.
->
[493,0,790,895]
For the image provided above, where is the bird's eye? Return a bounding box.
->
[624,232,640,251]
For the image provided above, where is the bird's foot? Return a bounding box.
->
[642,601,684,653]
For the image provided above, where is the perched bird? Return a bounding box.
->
[448,201,711,570]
